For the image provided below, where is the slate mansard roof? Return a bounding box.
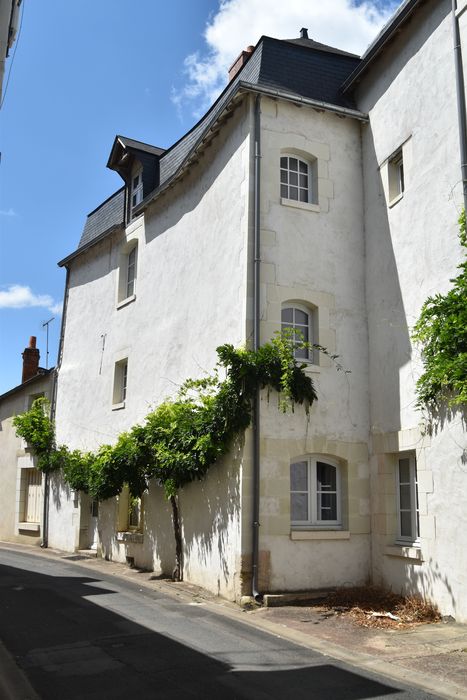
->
[61,34,365,264]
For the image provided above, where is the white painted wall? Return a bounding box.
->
[357,0,467,619]
[52,99,252,599]
[246,97,371,592]
[0,373,52,546]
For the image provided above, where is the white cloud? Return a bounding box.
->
[0,285,62,315]
[0,208,17,217]
[172,0,397,117]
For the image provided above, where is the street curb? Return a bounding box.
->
[2,542,467,700]
[0,640,40,700]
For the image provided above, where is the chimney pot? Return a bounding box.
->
[300,27,309,39]
[22,336,40,383]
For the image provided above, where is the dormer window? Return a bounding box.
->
[131,170,143,209]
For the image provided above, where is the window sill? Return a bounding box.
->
[116,531,143,544]
[290,530,349,541]
[112,401,126,411]
[302,362,320,374]
[117,294,136,310]
[388,192,403,208]
[385,545,423,561]
[18,522,40,532]
[281,197,320,213]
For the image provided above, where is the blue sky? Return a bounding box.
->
[0,0,397,394]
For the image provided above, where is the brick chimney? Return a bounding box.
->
[22,336,40,383]
[228,45,255,83]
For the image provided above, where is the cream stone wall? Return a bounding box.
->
[357,0,467,619]
[51,98,252,599]
[0,374,52,546]
[243,98,371,592]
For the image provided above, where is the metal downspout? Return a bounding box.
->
[453,0,467,213]
[252,94,262,600]
[41,266,70,548]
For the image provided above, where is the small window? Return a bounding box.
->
[388,150,404,202]
[396,454,419,544]
[280,156,311,203]
[112,358,128,407]
[117,243,137,305]
[23,468,42,523]
[126,246,137,298]
[131,170,143,209]
[117,486,142,532]
[291,456,341,528]
[281,304,317,363]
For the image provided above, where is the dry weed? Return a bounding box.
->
[317,586,440,629]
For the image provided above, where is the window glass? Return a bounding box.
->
[397,455,419,543]
[281,306,312,361]
[280,156,311,203]
[291,457,341,527]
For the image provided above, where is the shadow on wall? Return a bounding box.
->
[405,556,457,617]
[363,130,411,435]
[180,435,243,595]
[50,471,73,512]
[0,559,401,699]
[427,404,467,454]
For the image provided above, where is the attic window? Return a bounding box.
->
[131,170,143,209]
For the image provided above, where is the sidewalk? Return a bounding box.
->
[1,541,467,699]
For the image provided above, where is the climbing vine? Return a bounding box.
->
[13,331,325,579]
[412,211,467,409]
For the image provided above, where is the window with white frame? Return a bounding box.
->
[281,304,317,363]
[280,155,312,203]
[112,358,128,407]
[290,456,341,527]
[117,243,138,305]
[131,169,143,209]
[396,453,419,544]
[126,246,137,298]
[22,468,42,524]
[388,149,404,202]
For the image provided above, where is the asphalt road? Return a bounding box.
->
[0,548,441,700]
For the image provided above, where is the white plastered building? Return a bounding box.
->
[49,0,467,619]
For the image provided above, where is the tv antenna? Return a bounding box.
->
[42,317,55,369]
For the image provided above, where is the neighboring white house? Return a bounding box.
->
[49,0,467,619]
[0,337,54,546]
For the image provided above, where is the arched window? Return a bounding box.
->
[281,305,314,361]
[290,456,341,527]
[280,155,312,203]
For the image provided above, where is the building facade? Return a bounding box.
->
[49,0,467,619]
[0,338,54,546]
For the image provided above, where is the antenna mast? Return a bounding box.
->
[42,317,55,369]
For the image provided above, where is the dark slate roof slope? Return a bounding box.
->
[158,36,359,185]
[158,42,263,185]
[284,36,359,58]
[116,136,165,157]
[78,187,125,249]
[258,37,360,109]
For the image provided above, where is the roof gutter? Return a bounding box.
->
[452,0,467,212]
[239,82,368,121]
